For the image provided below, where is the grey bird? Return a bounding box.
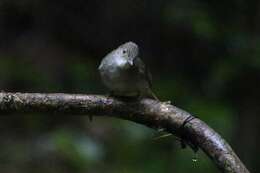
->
[98,41,158,99]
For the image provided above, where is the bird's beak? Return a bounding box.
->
[128,59,134,66]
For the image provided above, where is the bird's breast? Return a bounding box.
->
[100,59,130,89]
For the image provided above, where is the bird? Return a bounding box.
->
[98,41,158,100]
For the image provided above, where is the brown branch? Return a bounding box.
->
[0,92,249,173]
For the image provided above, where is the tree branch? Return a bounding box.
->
[0,92,249,173]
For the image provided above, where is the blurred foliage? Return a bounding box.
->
[0,0,259,172]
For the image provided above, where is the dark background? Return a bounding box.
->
[0,0,259,172]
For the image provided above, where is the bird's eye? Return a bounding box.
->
[122,50,127,54]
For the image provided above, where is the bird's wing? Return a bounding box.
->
[133,57,152,88]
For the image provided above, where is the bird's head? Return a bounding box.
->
[116,41,139,66]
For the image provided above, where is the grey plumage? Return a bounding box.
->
[98,41,157,99]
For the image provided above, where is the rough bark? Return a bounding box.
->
[0,92,249,173]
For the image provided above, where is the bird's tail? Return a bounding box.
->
[147,88,159,100]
